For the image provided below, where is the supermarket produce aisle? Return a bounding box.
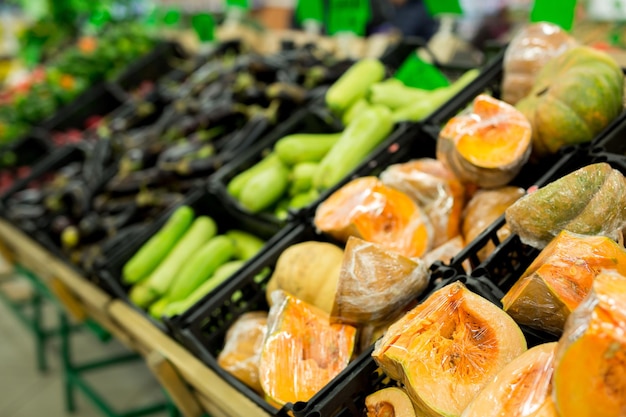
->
[0,272,171,417]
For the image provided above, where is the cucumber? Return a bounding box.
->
[227,153,282,199]
[238,158,290,213]
[166,234,236,302]
[289,162,319,196]
[161,260,246,318]
[274,133,342,166]
[129,216,217,308]
[326,58,386,115]
[226,230,266,260]
[314,105,394,190]
[122,205,195,285]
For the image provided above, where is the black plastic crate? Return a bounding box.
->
[589,110,626,157]
[0,130,54,195]
[96,188,285,335]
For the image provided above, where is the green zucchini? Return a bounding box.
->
[122,205,195,285]
[325,58,386,115]
[342,98,371,126]
[238,158,290,213]
[314,105,394,190]
[226,230,266,260]
[289,162,319,196]
[166,234,235,302]
[227,153,282,199]
[129,216,217,308]
[288,189,320,209]
[161,260,246,318]
[274,133,342,166]
[368,79,431,110]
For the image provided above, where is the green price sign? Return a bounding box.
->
[226,0,250,10]
[327,0,370,37]
[530,0,577,31]
[422,0,463,17]
[394,54,450,90]
[192,13,216,43]
[296,0,324,24]
[163,9,182,27]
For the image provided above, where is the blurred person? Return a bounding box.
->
[387,0,439,39]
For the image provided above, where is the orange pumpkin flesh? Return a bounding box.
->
[259,290,357,406]
[380,158,466,247]
[461,342,558,417]
[437,94,532,189]
[373,282,527,417]
[314,176,433,258]
[331,236,429,327]
[502,230,626,335]
[553,270,626,417]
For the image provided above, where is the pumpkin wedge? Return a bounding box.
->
[505,162,626,249]
[502,230,626,335]
[553,269,626,417]
[314,176,434,258]
[461,342,558,417]
[380,158,466,247]
[259,290,357,406]
[331,236,429,327]
[516,45,624,157]
[217,311,268,394]
[462,186,526,261]
[372,282,527,417]
[437,94,532,189]
[366,387,417,417]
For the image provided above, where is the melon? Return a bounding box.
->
[372,282,527,417]
[366,387,417,417]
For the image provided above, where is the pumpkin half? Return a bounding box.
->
[259,290,357,407]
[516,45,624,157]
[437,94,532,189]
[331,236,429,327]
[502,230,626,336]
[314,176,433,258]
[380,158,466,248]
[505,162,626,249]
[366,387,417,417]
[461,342,558,417]
[502,22,578,105]
[553,269,626,417]
[372,282,527,417]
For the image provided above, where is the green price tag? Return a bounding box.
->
[192,13,216,43]
[144,7,160,27]
[394,53,450,90]
[88,9,112,30]
[163,9,182,27]
[328,0,370,36]
[530,0,577,31]
[226,0,250,10]
[422,0,463,17]
[296,0,324,24]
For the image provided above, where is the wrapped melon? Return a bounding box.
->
[259,290,357,407]
[422,235,467,271]
[437,94,532,189]
[314,177,434,258]
[502,22,578,105]
[366,387,417,417]
[380,158,466,247]
[217,311,268,394]
[502,230,626,335]
[331,236,429,327]
[552,269,626,417]
[505,163,626,249]
[461,342,558,417]
[516,45,624,157]
[266,241,344,314]
[372,282,527,417]
[462,186,526,261]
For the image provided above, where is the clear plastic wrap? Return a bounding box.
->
[422,235,467,271]
[259,290,357,407]
[552,269,626,417]
[217,311,269,395]
[380,158,466,248]
[502,230,626,336]
[314,176,434,258]
[372,282,527,417]
[461,342,558,417]
[502,22,578,105]
[505,162,626,249]
[331,236,429,327]
[436,94,532,189]
[462,186,526,262]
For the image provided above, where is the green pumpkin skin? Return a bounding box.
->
[516,46,624,157]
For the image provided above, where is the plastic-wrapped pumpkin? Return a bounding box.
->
[502,22,578,105]
[516,45,624,157]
